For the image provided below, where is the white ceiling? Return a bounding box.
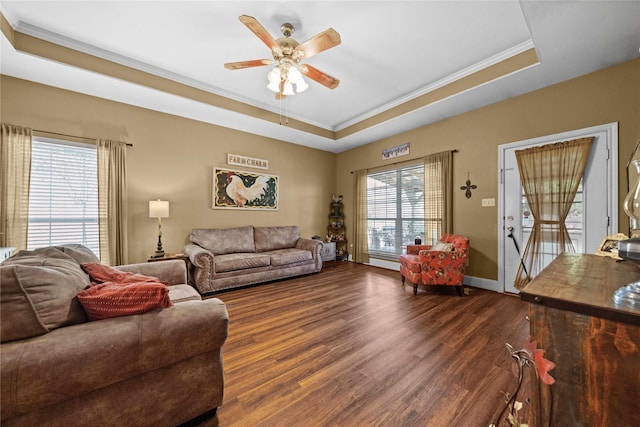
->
[1,1,639,153]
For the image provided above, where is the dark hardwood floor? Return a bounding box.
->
[200,262,530,427]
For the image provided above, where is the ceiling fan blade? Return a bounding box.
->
[239,15,278,51]
[295,28,341,59]
[224,59,273,70]
[300,64,340,90]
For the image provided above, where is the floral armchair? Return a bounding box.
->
[399,233,470,295]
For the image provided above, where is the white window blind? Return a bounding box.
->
[27,138,100,257]
[367,163,425,260]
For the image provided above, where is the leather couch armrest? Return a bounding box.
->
[1,299,228,420]
[116,260,186,285]
[296,238,324,271]
[183,244,215,293]
[296,237,323,254]
[184,244,214,268]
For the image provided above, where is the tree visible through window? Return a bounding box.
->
[367,163,425,260]
[27,138,100,257]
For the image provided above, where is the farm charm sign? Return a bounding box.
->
[227,153,269,170]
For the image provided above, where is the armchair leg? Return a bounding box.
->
[401,275,405,285]
[414,284,418,295]
[456,286,464,297]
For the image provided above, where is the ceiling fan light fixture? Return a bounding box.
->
[282,82,295,96]
[267,67,281,83]
[288,66,302,83]
[296,78,309,93]
[267,80,280,92]
[226,16,340,104]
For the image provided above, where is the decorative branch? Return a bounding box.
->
[490,337,555,427]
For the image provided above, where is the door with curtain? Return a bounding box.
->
[499,124,616,294]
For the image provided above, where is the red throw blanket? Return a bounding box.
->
[77,263,172,321]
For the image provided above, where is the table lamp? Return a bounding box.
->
[149,199,169,258]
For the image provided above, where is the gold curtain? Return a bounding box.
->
[353,169,369,264]
[514,137,593,289]
[424,150,453,243]
[97,139,128,265]
[0,123,32,250]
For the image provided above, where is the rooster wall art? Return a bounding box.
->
[213,168,279,210]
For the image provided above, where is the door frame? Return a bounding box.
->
[497,122,618,293]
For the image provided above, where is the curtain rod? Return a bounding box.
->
[34,129,133,147]
[350,149,458,174]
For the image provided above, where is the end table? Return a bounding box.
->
[147,253,188,263]
[320,241,336,268]
[147,253,192,284]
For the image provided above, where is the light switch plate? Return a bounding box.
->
[482,198,495,207]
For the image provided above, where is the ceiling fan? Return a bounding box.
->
[224,15,341,98]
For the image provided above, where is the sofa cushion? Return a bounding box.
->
[168,284,202,303]
[254,226,300,252]
[77,282,173,321]
[269,248,313,266]
[215,253,271,273]
[191,226,255,255]
[0,247,89,343]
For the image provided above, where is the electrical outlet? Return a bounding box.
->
[482,198,495,207]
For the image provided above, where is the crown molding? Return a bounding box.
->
[11,20,333,132]
[335,39,537,131]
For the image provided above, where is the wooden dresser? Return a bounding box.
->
[520,253,640,426]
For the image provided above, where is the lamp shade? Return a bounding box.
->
[149,200,169,218]
[282,82,295,96]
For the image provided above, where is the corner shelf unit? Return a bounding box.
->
[327,200,348,260]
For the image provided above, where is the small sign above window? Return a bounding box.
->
[382,142,410,160]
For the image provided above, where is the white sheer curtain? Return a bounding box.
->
[513,137,593,289]
[0,124,32,250]
[97,139,128,265]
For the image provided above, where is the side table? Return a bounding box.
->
[320,241,336,268]
[147,253,192,284]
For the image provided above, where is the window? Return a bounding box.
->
[367,163,425,260]
[27,137,100,257]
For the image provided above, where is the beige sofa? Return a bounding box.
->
[1,245,228,427]
[184,225,323,294]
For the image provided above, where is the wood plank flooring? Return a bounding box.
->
[200,262,530,427]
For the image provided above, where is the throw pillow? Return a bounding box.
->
[432,241,455,252]
[190,226,256,255]
[77,282,173,321]
[0,247,89,343]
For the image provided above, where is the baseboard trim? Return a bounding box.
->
[464,275,502,293]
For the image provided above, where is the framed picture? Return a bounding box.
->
[213,167,278,210]
[595,233,628,259]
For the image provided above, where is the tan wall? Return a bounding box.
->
[1,76,337,263]
[336,58,640,280]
